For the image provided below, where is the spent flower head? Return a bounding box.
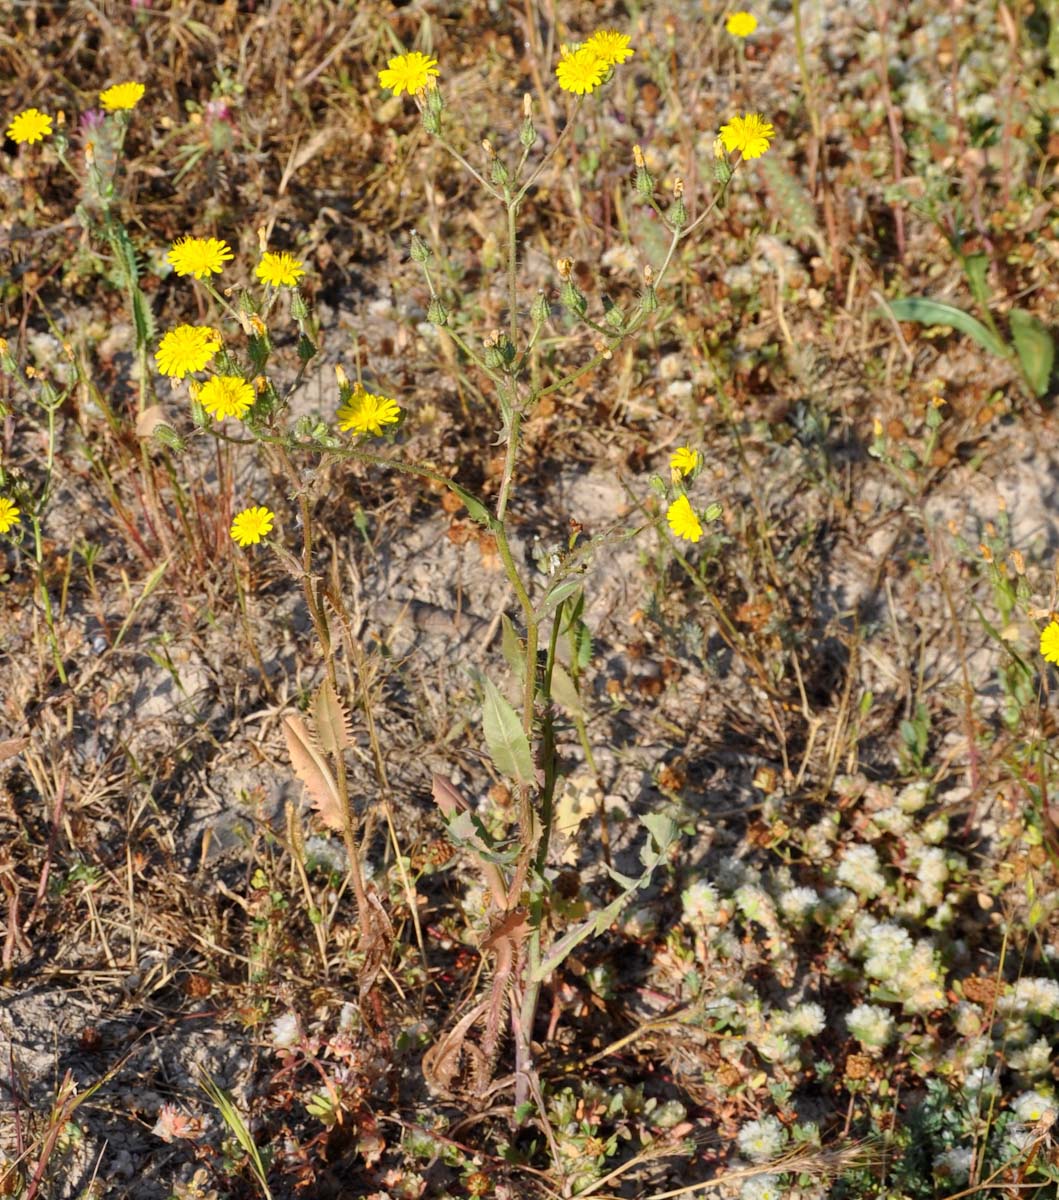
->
[99,82,145,112]
[198,375,255,420]
[719,113,775,160]
[155,325,221,378]
[584,29,634,66]
[378,52,439,97]
[255,251,305,288]
[725,12,758,37]
[556,45,607,96]
[337,388,401,437]
[7,108,53,144]
[167,236,234,279]
[230,505,275,547]
[1040,620,1059,664]
[666,494,703,543]
[0,497,21,533]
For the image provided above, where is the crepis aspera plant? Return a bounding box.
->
[2,28,776,1142]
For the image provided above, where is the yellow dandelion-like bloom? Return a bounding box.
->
[155,325,221,378]
[230,506,275,547]
[556,45,607,96]
[99,82,145,112]
[198,375,255,420]
[255,252,305,288]
[719,112,775,160]
[1041,620,1059,665]
[6,108,52,144]
[0,497,21,533]
[378,52,439,97]
[166,236,234,279]
[670,446,701,478]
[725,11,758,37]
[667,495,703,543]
[336,389,401,437]
[584,29,634,66]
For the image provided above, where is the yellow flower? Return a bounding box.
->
[378,52,439,97]
[230,506,275,547]
[0,497,21,533]
[556,45,607,96]
[719,112,775,160]
[584,30,634,66]
[670,446,701,478]
[198,375,255,420]
[167,236,234,279]
[337,388,401,437]
[255,251,305,288]
[6,108,52,144]
[667,495,703,543]
[99,82,145,112]
[725,11,758,37]
[155,325,221,378]
[1041,620,1059,665]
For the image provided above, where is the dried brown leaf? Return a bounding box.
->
[313,679,350,755]
[283,714,343,832]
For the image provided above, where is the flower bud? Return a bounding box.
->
[714,159,733,185]
[669,195,687,228]
[422,108,440,135]
[530,291,550,324]
[427,296,449,326]
[560,281,587,317]
[410,231,432,263]
[520,117,536,148]
[425,78,444,114]
[641,285,658,313]
[490,157,510,186]
[290,291,309,321]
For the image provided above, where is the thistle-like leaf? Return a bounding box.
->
[283,714,344,832]
[313,678,351,755]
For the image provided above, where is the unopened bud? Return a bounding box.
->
[669,194,687,229]
[290,291,309,321]
[714,158,733,185]
[427,296,449,326]
[530,291,550,324]
[490,157,510,186]
[641,285,658,314]
[425,77,443,114]
[422,108,440,135]
[560,281,587,317]
[519,116,536,148]
[410,231,431,263]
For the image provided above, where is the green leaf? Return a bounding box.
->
[1009,309,1055,397]
[447,482,494,528]
[549,662,583,719]
[885,297,1009,360]
[537,577,583,620]
[481,675,534,785]
[962,253,991,311]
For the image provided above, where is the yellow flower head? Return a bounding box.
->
[336,388,401,437]
[556,45,607,96]
[99,82,145,112]
[7,108,53,144]
[230,506,275,547]
[670,446,701,478]
[719,112,775,160]
[667,495,703,543]
[0,497,21,533]
[155,325,221,378]
[166,236,234,279]
[378,52,440,97]
[198,375,255,421]
[255,251,305,288]
[584,30,634,66]
[725,11,758,37]
[1041,620,1059,666]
